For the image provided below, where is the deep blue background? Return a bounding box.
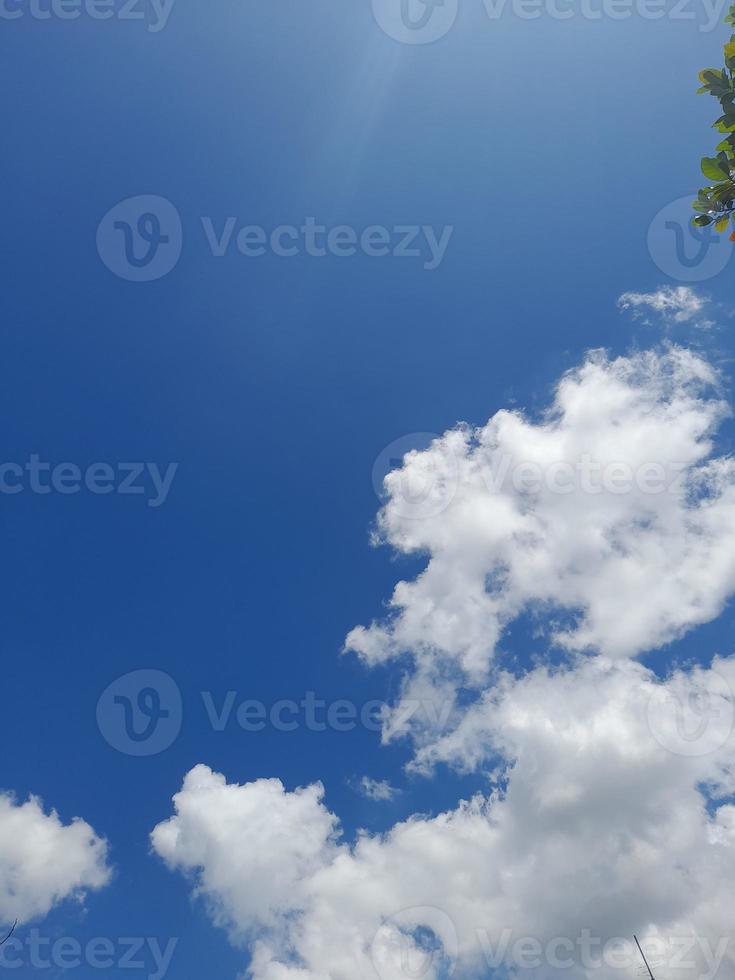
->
[2,1,735,976]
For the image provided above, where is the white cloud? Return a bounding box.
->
[355,777,399,801]
[617,286,707,323]
[151,655,735,980]
[152,344,735,980]
[346,346,735,747]
[0,792,110,926]
[151,767,338,942]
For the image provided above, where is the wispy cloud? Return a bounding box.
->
[355,777,399,802]
[617,285,707,323]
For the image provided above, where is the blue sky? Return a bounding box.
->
[3,3,735,980]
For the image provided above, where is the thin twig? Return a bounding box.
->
[634,935,656,980]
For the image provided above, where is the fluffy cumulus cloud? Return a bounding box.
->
[617,286,708,323]
[346,346,735,743]
[152,345,735,980]
[152,656,735,980]
[0,792,110,925]
[151,769,338,942]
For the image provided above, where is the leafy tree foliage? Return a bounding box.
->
[692,4,735,241]
[694,8,735,237]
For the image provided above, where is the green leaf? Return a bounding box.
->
[712,180,735,198]
[700,69,730,95]
[693,30,735,220]
[700,68,733,97]
[702,156,729,180]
